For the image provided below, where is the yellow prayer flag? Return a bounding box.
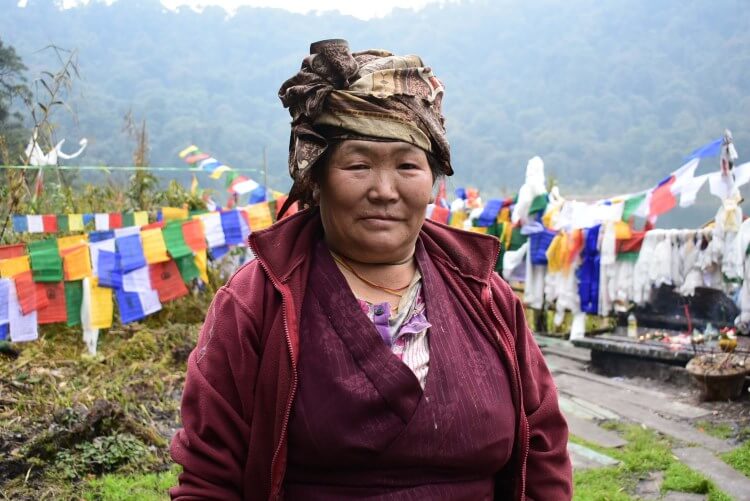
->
[133,211,149,227]
[68,214,84,232]
[179,144,199,158]
[502,221,513,250]
[62,244,92,281]
[497,207,511,224]
[190,174,199,195]
[469,226,488,234]
[89,277,113,329]
[161,206,189,222]
[209,165,231,179]
[246,202,273,231]
[57,234,89,252]
[194,250,209,283]
[141,228,170,264]
[450,211,467,229]
[0,255,30,278]
[614,221,633,240]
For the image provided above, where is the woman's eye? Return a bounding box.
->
[344,164,369,170]
[398,163,419,170]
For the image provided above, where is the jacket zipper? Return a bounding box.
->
[487,284,530,500]
[249,243,298,500]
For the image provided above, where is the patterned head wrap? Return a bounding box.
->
[278,39,452,208]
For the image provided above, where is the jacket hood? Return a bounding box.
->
[248,208,500,286]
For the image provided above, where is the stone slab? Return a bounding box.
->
[568,442,620,470]
[555,377,733,453]
[559,394,621,421]
[555,370,711,419]
[661,493,707,501]
[673,447,750,501]
[572,335,694,363]
[564,413,627,448]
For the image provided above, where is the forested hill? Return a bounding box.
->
[4,0,749,198]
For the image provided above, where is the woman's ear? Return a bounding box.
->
[312,185,321,204]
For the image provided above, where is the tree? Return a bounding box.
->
[0,38,31,157]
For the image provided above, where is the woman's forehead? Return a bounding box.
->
[333,140,426,157]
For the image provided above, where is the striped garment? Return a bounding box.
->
[357,271,432,389]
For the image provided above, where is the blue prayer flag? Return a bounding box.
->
[686,138,722,160]
[116,234,147,272]
[477,199,503,227]
[220,210,243,245]
[89,230,115,243]
[83,213,95,226]
[209,244,230,260]
[248,185,267,204]
[97,250,123,289]
[115,288,145,324]
[12,215,28,232]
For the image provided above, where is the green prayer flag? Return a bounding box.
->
[27,239,63,282]
[528,194,549,215]
[175,254,200,285]
[57,215,69,232]
[622,193,647,221]
[65,280,83,326]
[224,171,239,188]
[122,212,135,228]
[162,221,192,259]
[509,226,528,251]
[616,251,639,263]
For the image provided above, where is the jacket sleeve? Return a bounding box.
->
[492,274,573,500]
[169,285,261,500]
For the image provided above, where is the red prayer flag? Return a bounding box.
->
[182,219,207,252]
[430,205,450,224]
[0,243,26,260]
[142,221,164,231]
[649,177,676,218]
[37,281,67,324]
[42,214,58,233]
[184,153,210,164]
[15,270,49,315]
[149,260,189,303]
[109,213,123,229]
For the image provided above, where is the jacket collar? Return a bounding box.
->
[248,208,499,287]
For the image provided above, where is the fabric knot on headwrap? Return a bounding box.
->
[278,38,452,208]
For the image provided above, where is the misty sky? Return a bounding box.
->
[18,0,457,19]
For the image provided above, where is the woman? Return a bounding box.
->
[170,39,572,500]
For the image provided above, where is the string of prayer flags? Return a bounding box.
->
[162,221,193,259]
[37,281,67,325]
[149,260,189,303]
[65,281,83,327]
[141,228,170,264]
[28,239,63,282]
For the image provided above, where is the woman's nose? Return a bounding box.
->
[367,169,399,203]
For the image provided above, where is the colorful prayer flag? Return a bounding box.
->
[149,260,189,303]
[37,281,67,324]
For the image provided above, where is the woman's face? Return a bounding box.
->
[319,140,434,263]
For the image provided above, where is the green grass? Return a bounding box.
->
[572,422,733,500]
[722,440,750,479]
[82,465,180,501]
[695,420,736,440]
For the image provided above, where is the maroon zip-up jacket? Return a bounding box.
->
[170,208,572,500]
